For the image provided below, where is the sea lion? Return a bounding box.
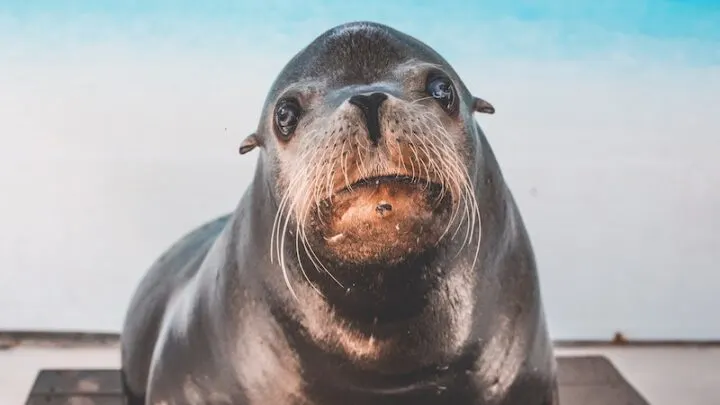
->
[120,21,558,405]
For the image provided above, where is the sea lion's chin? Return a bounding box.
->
[312,176,453,266]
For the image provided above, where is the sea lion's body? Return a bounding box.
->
[121,21,558,405]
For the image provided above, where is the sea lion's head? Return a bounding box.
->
[240,21,494,322]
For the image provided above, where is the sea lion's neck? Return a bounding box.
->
[263,286,484,404]
[267,239,480,374]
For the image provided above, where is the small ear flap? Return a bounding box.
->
[472,97,495,115]
[238,133,259,155]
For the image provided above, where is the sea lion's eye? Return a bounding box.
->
[426,75,457,114]
[274,99,302,140]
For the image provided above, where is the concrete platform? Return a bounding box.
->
[2,343,719,405]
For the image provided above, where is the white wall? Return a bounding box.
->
[1,33,719,341]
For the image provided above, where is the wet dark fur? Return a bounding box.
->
[120,21,558,405]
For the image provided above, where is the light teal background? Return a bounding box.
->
[1,1,718,340]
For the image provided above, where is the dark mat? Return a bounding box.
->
[556,356,649,405]
[23,355,649,405]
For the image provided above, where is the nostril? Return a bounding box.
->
[370,92,388,103]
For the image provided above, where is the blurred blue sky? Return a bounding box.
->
[1,0,719,65]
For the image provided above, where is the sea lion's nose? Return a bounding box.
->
[349,92,388,146]
[349,92,388,111]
